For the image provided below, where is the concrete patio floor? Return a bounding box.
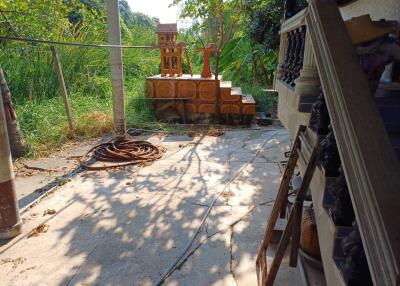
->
[0,127,302,286]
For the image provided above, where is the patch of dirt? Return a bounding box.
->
[72,111,113,137]
[22,217,31,224]
[43,209,56,216]
[19,266,36,274]
[188,130,225,137]
[178,142,201,148]
[27,224,49,238]
[221,191,234,199]
[14,163,49,177]
[0,257,27,270]
[207,130,225,137]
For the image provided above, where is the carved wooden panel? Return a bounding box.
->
[198,103,215,113]
[185,103,197,113]
[176,102,196,113]
[177,81,196,100]
[156,80,175,98]
[221,88,240,102]
[147,76,256,118]
[243,104,256,115]
[221,104,241,114]
[199,81,216,102]
[146,80,154,98]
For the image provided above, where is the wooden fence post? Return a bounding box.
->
[50,45,74,132]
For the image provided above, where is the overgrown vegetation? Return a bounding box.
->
[172,0,297,112]
[0,0,294,157]
[0,0,160,156]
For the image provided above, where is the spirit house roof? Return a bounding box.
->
[156,23,178,33]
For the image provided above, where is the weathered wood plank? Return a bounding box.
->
[50,46,74,131]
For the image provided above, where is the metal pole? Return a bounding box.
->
[50,46,74,131]
[107,0,126,137]
[0,87,22,239]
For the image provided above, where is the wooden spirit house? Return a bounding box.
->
[157,23,185,77]
[148,23,256,122]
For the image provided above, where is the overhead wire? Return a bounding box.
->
[0,35,158,49]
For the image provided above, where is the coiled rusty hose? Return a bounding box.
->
[81,139,165,170]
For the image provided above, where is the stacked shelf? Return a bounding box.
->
[297,128,372,286]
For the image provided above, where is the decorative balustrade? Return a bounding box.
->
[275,8,320,139]
[306,0,400,284]
[275,0,400,285]
[281,26,306,86]
[276,8,320,97]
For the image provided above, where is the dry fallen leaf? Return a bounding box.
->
[43,209,56,216]
[27,224,49,238]
[221,191,234,199]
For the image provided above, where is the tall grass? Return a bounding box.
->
[1,1,278,158]
[14,77,160,157]
[0,1,163,157]
[1,35,160,157]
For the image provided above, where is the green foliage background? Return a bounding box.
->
[0,0,161,156]
[0,0,301,156]
[173,0,299,113]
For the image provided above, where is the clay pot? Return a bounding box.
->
[300,206,321,260]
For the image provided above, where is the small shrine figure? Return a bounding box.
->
[157,23,186,77]
[196,43,218,78]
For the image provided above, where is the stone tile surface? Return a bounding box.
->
[0,127,301,286]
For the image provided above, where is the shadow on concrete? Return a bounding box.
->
[0,128,299,286]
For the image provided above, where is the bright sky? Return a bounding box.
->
[126,0,180,23]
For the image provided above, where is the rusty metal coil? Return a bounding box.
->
[81,139,165,170]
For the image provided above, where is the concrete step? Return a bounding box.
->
[242,94,256,115]
[221,85,241,102]
[220,81,232,89]
[242,94,255,104]
[231,87,243,96]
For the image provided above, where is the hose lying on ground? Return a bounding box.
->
[80,139,165,170]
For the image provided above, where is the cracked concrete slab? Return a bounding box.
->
[14,138,107,209]
[1,127,302,286]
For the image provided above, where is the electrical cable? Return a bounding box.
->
[0,35,157,49]
[80,139,165,170]
[155,131,279,285]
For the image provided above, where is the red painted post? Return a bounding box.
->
[0,87,22,239]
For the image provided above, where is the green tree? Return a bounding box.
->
[172,0,244,50]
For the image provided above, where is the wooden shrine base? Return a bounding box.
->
[146,74,256,123]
